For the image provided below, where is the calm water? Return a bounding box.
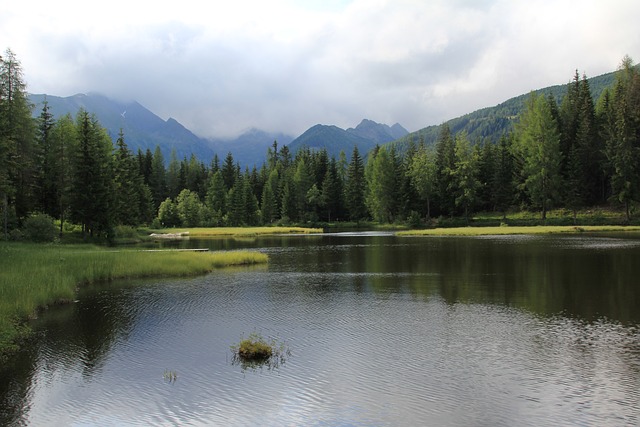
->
[2,232,640,426]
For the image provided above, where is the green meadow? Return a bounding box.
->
[0,243,267,357]
[397,225,640,236]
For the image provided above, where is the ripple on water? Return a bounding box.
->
[16,265,640,426]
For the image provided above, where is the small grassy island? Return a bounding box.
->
[0,242,268,358]
[231,333,291,371]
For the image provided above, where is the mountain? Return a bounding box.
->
[29,93,214,162]
[391,69,620,151]
[347,119,409,143]
[287,120,407,160]
[208,128,293,168]
[28,93,292,167]
[287,124,376,159]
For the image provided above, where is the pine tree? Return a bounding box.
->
[166,149,181,199]
[222,152,237,191]
[293,157,313,220]
[0,49,36,224]
[608,56,640,221]
[321,158,343,222]
[260,169,279,224]
[112,129,143,225]
[70,109,114,239]
[344,146,367,222]
[205,170,227,225]
[51,114,76,236]
[35,99,58,217]
[149,146,166,209]
[435,124,457,216]
[452,132,480,223]
[492,134,515,219]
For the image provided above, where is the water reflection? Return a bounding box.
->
[1,233,639,426]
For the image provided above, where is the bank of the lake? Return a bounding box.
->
[0,243,268,357]
[154,226,323,238]
[397,225,640,236]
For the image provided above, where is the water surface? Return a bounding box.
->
[1,232,639,426]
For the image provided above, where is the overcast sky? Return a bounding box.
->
[2,0,639,138]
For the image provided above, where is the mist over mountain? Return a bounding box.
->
[347,119,408,143]
[29,66,623,169]
[28,93,293,167]
[286,124,377,159]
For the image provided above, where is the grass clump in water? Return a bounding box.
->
[231,332,291,371]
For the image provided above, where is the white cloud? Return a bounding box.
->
[2,0,639,138]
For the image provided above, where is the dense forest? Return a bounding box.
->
[2,48,640,240]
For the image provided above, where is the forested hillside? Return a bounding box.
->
[2,48,640,241]
[392,69,621,151]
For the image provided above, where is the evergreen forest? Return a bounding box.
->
[2,48,640,240]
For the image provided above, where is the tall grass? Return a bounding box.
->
[0,243,267,356]
[397,225,640,236]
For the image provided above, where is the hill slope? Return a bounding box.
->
[392,69,619,150]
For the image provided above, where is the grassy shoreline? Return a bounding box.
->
[397,225,640,236]
[152,226,323,238]
[0,243,268,358]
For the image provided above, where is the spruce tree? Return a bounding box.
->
[344,146,367,222]
[149,146,167,209]
[434,124,456,216]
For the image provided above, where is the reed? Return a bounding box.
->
[0,243,268,356]
[397,225,640,236]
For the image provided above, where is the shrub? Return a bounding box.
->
[22,213,57,242]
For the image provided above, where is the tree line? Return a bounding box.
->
[2,48,640,240]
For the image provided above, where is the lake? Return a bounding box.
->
[1,232,640,426]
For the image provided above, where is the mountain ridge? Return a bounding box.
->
[28,93,294,167]
[287,120,409,159]
[389,68,621,151]
[29,66,623,167]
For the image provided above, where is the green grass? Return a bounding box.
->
[0,243,268,357]
[155,226,323,237]
[397,225,640,236]
[230,332,291,371]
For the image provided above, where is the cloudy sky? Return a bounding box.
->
[2,0,639,138]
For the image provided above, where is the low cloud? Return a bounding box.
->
[3,0,639,138]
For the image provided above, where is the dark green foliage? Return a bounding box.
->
[434,124,457,216]
[113,130,146,226]
[6,48,640,231]
[491,134,515,218]
[513,94,562,220]
[393,68,625,153]
[70,109,114,239]
[606,57,640,221]
[22,213,57,242]
[344,146,367,221]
